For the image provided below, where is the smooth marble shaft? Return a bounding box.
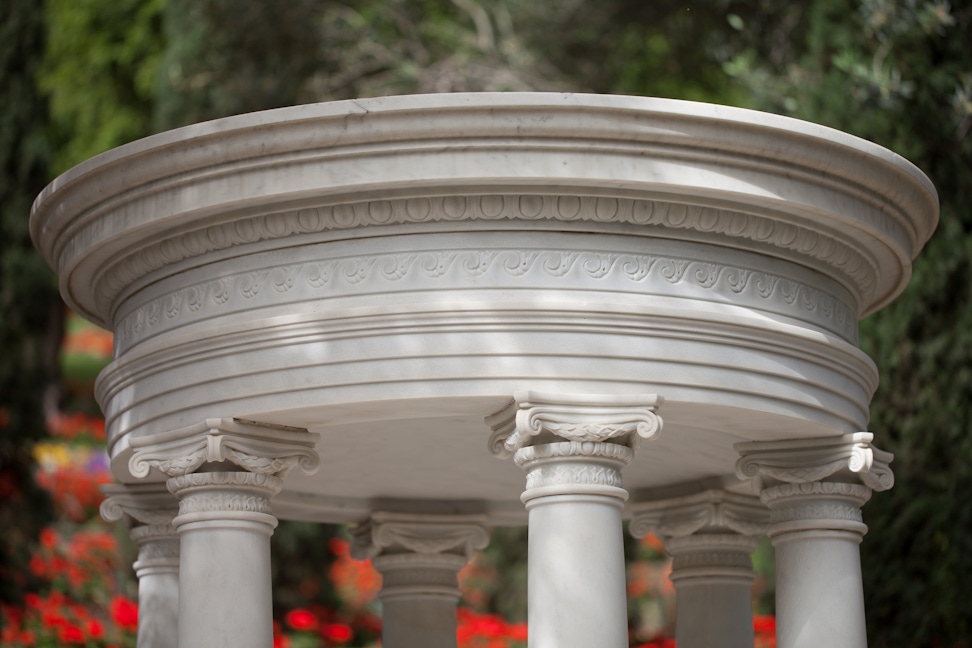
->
[674,580,756,648]
[774,530,867,648]
[134,548,179,648]
[178,521,275,648]
[381,595,460,648]
[526,495,628,648]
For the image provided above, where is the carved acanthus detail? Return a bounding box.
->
[351,513,490,561]
[734,432,894,493]
[486,391,663,458]
[128,418,320,479]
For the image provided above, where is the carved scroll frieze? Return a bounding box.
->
[95,195,879,322]
[486,391,663,458]
[734,432,894,493]
[113,244,858,352]
[128,418,320,479]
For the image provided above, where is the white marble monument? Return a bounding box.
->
[32,93,937,648]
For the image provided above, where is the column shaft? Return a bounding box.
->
[736,435,893,648]
[630,490,767,648]
[169,471,281,648]
[375,553,467,648]
[101,484,181,648]
[774,530,866,648]
[667,536,759,648]
[130,525,180,648]
[527,494,628,648]
[518,442,633,648]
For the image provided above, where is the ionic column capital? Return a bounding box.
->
[351,513,490,606]
[101,483,181,578]
[101,482,180,528]
[734,432,893,493]
[485,391,663,458]
[630,490,767,587]
[350,512,490,561]
[630,489,769,540]
[167,471,284,533]
[128,417,320,479]
[735,433,893,540]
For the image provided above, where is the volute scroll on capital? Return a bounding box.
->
[485,391,663,458]
[128,417,320,479]
[100,483,179,527]
[734,432,894,493]
[350,512,490,561]
[629,489,770,541]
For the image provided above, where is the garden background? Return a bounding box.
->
[2,0,971,646]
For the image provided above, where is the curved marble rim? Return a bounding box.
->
[30,92,939,326]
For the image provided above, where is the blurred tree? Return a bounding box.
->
[39,0,165,173]
[724,0,972,644]
[0,0,59,603]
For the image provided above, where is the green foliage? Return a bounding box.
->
[0,0,58,604]
[726,0,972,643]
[39,0,164,172]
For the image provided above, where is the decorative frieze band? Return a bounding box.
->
[128,418,320,479]
[486,391,663,458]
[113,244,857,352]
[96,194,878,321]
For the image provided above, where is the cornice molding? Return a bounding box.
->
[734,432,894,493]
[128,417,320,479]
[33,95,937,330]
[485,391,663,458]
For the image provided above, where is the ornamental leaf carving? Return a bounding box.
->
[96,194,878,326]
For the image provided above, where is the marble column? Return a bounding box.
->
[736,433,894,648]
[487,391,663,648]
[101,484,180,648]
[630,489,769,648]
[352,512,490,648]
[128,418,320,648]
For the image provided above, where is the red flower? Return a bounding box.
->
[87,619,105,639]
[110,595,139,630]
[29,555,46,577]
[285,608,318,632]
[321,622,353,643]
[40,527,59,549]
[58,624,85,644]
[753,614,776,634]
